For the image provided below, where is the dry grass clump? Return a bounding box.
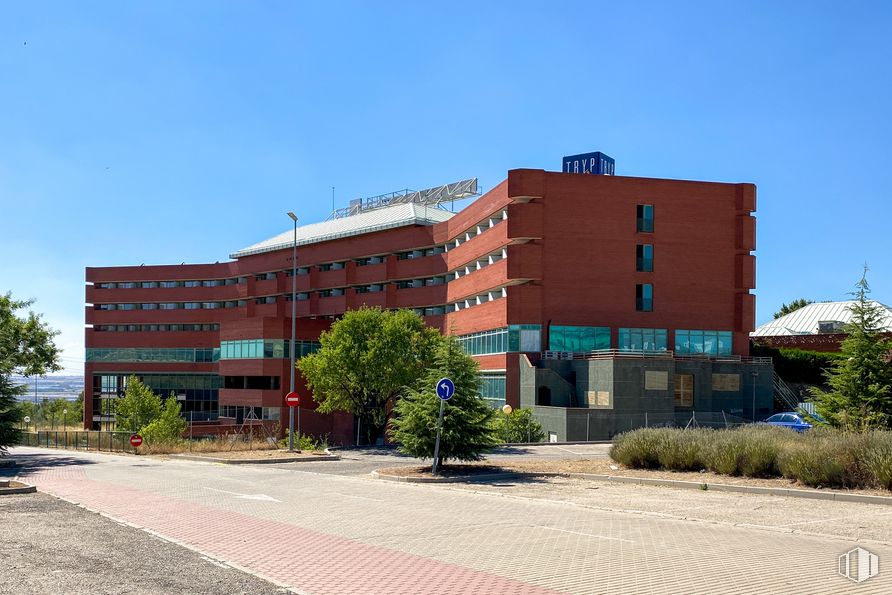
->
[139,436,278,455]
[611,425,892,490]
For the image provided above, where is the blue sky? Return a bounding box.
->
[1,1,890,374]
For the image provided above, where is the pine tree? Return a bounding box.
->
[812,271,892,431]
[390,337,499,466]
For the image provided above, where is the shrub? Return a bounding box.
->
[777,443,846,487]
[657,429,706,471]
[610,428,666,469]
[140,398,187,445]
[278,430,322,451]
[700,425,790,477]
[862,431,892,490]
[492,408,546,444]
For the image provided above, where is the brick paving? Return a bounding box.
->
[10,447,892,594]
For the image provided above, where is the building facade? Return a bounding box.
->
[85,163,772,442]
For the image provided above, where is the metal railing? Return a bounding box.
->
[542,349,772,365]
[18,431,136,453]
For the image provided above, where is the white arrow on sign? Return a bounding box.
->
[202,487,281,503]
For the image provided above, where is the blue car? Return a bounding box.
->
[764,412,815,432]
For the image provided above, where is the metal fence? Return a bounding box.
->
[563,410,754,442]
[18,431,136,453]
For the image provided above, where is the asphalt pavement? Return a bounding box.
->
[3,445,890,594]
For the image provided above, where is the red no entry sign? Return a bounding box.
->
[130,434,143,448]
[285,391,300,407]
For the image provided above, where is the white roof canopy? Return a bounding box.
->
[230,203,454,259]
[751,300,892,337]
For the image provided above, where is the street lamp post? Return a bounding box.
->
[287,212,298,451]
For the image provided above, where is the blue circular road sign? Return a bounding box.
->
[436,378,455,401]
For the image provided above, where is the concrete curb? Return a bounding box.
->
[371,470,525,483]
[0,479,37,495]
[372,469,892,505]
[170,453,340,465]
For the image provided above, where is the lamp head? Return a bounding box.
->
[287,212,298,222]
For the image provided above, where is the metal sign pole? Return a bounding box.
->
[431,398,446,475]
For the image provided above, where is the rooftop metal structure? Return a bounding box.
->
[328,178,479,220]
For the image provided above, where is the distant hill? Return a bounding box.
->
[11,375,84,401]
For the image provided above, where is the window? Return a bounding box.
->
[479,373,506,408]
[317,263,332,272]
[160,281,180,288]
[637,204,654,233]
[619,328,667,351]
[674,374,694,407]
[674,330,733,356]
[457,328,509,356]
[548,326,610,352]
[508,325,542,352]
[636,284,653,312]
[185,280,201,288]
[140,281,158,288]
[636,244,653,272]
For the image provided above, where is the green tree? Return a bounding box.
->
[492,407,545,443]
[114,376,163,433]
[390,338,499,466]
[141,397,187,444]
[0,294,60,452]
[773,298,814,319]
[299,307,441,444]
[812,271,892,431]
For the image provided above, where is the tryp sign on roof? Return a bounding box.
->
[562,151,615,175]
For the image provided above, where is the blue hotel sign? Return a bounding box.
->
[562,151,615,175]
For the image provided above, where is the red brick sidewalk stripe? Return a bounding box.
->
[30,470,560,595]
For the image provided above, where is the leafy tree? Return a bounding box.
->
[0,294,60,452]
[773,298,814,319]
[812,271,892,431]
[141,397,187,444]
[299,307,441,444]
[114,376,163,433]
[390,338,499,466]
[492,407,545,443]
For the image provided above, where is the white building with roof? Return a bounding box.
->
[752,300,892,350]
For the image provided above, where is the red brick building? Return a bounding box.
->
[85,161,770,442]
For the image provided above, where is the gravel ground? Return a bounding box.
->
[0,492,287,595]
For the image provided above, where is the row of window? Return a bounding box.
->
[93,211,510,292]
[457,325,543,356]
[451,287,507,312]
[219,339,321,360]
[92,373,221,421]
[93,324,221,332]
[95,301,246,311]
[95,279,244,289]
[458,325,734,356]
[86,348,220,363]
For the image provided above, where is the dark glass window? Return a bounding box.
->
[636,244,654,272]
[637,204,654,233]
[636,284,653,312]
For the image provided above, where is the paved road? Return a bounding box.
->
[5,446,891,594]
